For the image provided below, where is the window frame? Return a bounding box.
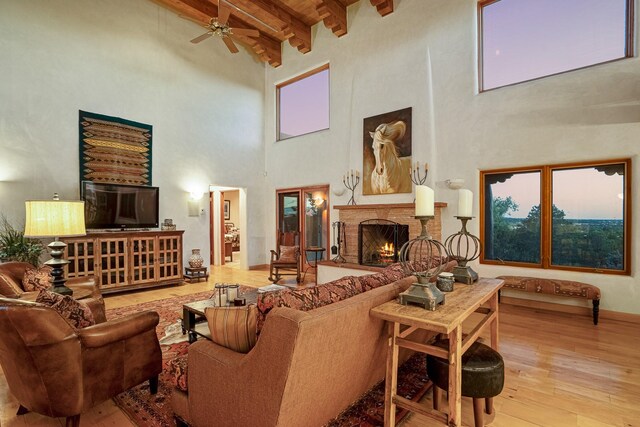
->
[480,158,632,275]
[477,0,636,92]
[276,63,330,141]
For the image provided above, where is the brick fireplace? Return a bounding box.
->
[334,202,447,265]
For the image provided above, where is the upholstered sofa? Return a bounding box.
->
[172,261,456,427]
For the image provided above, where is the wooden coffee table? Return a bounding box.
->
[182,289,258,343]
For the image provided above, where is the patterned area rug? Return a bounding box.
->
[108,291,431,427]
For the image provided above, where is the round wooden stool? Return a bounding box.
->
[426,340,504,427]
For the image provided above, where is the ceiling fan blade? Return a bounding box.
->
[231,27,259,38]
[222,36,239,53]
[190,32,212,44]
[217,2,231,25]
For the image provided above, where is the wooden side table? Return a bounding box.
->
[370,278,504,427]
[304,246,326,279]
[184,267,209,283]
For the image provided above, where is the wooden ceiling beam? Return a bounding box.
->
[239,32,283,67]
[316,0,348,37]
[370,0,393,17]
[155,0,282,66]
[227,0,311,53]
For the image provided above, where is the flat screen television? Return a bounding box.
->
[81,181,159,230]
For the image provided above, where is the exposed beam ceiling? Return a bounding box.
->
[152,0,394,67]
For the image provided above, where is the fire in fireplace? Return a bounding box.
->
[358,219,409,266]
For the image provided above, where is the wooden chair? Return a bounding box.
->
[268,230,301,283]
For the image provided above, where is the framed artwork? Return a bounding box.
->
[79,110,152,186]
[362,107,412,195]
[224,200,230,220]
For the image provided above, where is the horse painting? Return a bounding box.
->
[363,108,412,195]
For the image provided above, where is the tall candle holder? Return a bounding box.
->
[342,170,360,206]
[444,216,481,285]
[397,216,447,310]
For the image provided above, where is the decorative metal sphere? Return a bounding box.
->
[399,220,447,284]
[444,218,481,267]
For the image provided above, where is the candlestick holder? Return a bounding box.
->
[343,171,360,206]
[444,216,481,285]
[410,161,428,186]
[398,216,447,310]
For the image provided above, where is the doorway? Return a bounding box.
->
[210,186,247,269]
[275,185,330,266]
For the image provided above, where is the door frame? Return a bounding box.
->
[275,185,330,263]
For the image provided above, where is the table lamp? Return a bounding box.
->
[24,194,86,296]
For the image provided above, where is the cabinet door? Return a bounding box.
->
[157,234,182,280]
[99,238,128,289]
[64,238,97,280]
[130,236,156,285]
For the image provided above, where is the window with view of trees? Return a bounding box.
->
[481,160,630,274]
[479,0,634,91]
[276,64,330,141]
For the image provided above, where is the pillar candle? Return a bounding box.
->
[458,189,473,217]
[415,185,434,216]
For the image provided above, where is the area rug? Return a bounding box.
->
[107,291,431,427]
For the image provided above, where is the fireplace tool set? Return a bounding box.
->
[331,221,346,263]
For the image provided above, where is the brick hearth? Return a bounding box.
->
[334,202,447,265]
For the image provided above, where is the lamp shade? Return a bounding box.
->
[24,200,86,237]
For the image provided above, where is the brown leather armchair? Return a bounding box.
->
[268,230,301,283]
[0,261,106,322]
[0,297,162,427]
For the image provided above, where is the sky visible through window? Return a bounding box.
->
[278,68,329,140]
[482,0,628,90]
[491,168,624,219]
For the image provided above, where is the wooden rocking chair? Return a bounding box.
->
[268,230,301,283]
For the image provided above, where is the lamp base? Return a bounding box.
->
[453,265,479,285]
[45,240,73,296]
[399,282,445,311]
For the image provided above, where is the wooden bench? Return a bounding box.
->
[496,275,601,325]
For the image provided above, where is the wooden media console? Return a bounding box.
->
[62,230,184,294]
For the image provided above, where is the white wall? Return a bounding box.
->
[225,190,240,226]
[0,0,267,267]
[264,0,640,314]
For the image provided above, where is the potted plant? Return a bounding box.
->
[0,215,44,266]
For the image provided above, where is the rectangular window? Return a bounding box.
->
[481,159,631,275]
[276,64,330,141]
[479,0,634,91]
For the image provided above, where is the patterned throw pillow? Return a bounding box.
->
[0,273,24,298]
[256,276,363,334]
[278,245,298,262]
[205,305,258,353]
[35,290,95,329]
[22,266,53,292]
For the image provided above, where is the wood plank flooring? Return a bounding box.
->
[1,266,639,426]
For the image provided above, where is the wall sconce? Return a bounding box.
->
[445,179,465,190]
[188,191,204,217]
[313,197,325,207]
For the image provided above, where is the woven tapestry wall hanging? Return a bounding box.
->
[79,110,152,186]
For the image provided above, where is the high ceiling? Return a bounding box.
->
[151,0,395,67]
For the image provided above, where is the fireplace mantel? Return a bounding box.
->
[334,202,447,210]
[333,202,448,265]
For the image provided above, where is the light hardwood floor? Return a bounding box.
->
[2,267,639,426]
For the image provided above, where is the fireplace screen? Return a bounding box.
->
[358,219,409,266]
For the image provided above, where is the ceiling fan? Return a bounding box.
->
[189,1,260,53]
